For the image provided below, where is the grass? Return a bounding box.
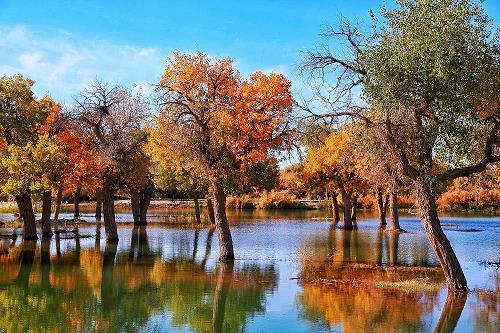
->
[374,278,443,292]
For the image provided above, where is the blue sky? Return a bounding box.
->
[0,0,498,102]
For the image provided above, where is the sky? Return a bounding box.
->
[0,0,499,103]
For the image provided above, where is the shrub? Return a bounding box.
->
[256,190,304,209]
[226,195,255,209]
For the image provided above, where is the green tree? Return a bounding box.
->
[301,0,499,290]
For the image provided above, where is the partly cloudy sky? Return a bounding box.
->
[1,0,498,103]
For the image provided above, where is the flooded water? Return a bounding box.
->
[0,210,498,332]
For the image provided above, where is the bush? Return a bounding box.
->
[226,195,255,209]
[256,190,305,209]
[437,189,500,211]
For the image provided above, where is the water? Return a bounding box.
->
[0,211,498,332]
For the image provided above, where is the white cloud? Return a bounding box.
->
[0,25,168,102]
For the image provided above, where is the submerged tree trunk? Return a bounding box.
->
[16,192,37,240]
[54,187,63,221]
[376,187,389,228]
[103,180,118,241]
[331,191,340,225]
[131,180,154,226]
[339,188,353,230]
[95,188,102,219]
[131,189,141,224]
[73,187,81,219]
[193,193,202,224]
[415,177,467,291]
[212,180,235,261]
[207,197,216,225]
[390,190,402,231]
[41,190,53,238]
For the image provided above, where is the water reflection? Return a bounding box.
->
[0,227,277,332]
[298,228,479,333]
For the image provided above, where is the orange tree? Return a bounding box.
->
[154,52,293,260]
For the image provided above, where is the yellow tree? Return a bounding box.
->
[154,52,293,260]
[304,128,366,229]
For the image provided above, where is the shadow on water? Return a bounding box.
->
[0,226,277,333]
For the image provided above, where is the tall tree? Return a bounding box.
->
[154,52,293,260]
[0,75,58,239]
[301,0,499,290]
[74,81,150,241]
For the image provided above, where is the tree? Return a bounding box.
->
[155,52,293,260]
[0,75,57,239]
[74,81,150,241]
[304,128,366,229]
[301,0,499,290]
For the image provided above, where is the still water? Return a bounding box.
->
[0,211,498,332]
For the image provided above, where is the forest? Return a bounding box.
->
[0,0,498,299]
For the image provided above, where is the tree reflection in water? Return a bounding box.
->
[298,228,471,333]
[0,226,277,333]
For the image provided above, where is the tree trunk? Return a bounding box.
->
[212,180,235,261]
[351,193,358,228]
[41,190,53,238]
[390,190,402,231]
[17,241,36,286]
[192,229,199,261]
[415,177,467,291]
[139,181,154,225]
[339,188,353,229]
[95,188,102,219]
[16,192,37,240]
[193,193,202,224]
[376,186,387,228]
[331,192,340,225]
[103,180,119,241]
[54,187,62,221]
[73,187,81,219]
[131,190,141,224]
[207,197,216,225]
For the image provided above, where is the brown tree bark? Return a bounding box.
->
[103,180,119,241]
[390,190,402,231]
[95,188,102,219]
[376,186,389,228]
[339,187,353,230]
[212,180,235,261]
[41,190,53,238]
[73,186,81,219]
[131,180,154,226]
[330,191,341,225]
[131,189,141,224]
[16,192,37,240]
[207,197,216,225]
[54,187,62,221]
[415,177,467,291]
[16,241,36,286]
[193,193,202,224]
